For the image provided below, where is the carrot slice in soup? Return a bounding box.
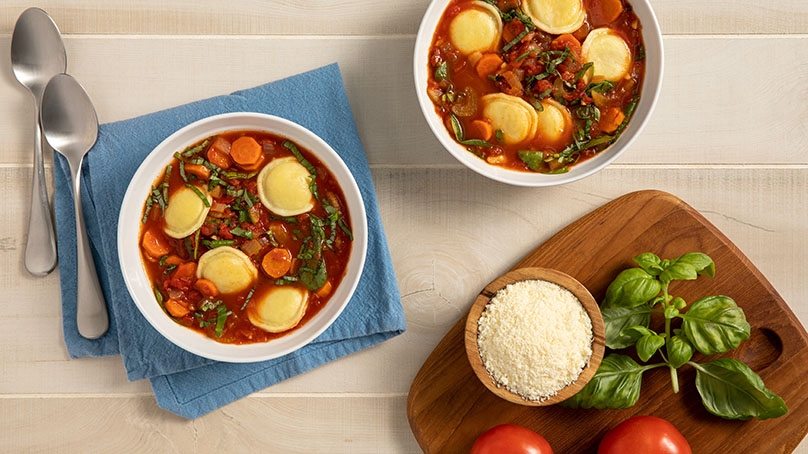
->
[600,0,624,24]
[600,107,626,133]
[475,53,504,78]
[142,228,172,260]
[261,247,293,278]
[230,136,263,167]
[551,33,582,61]
[468,119,494,141]
[194,278,220,297]
[164,299,190,318]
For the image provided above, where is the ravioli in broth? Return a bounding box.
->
[427,0,645,173]
[138,130,354,344]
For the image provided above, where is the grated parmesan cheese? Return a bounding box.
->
[477,279,593,401]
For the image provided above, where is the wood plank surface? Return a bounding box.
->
[2,36,808,167]
[1,0,806,452]
[2,1,807,35]
[407,190,808,453]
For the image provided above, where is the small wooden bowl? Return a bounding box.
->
[465,267,606,406]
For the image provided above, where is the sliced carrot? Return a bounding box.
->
[142,228,172,260]
[194,278,219,297]
[164,254,184,266]
[551,33,583,61]
[475,52,504,78]
[261,247,293,278]
[600,107,626,133]
[315,280,332,298]
[467,119,494,141]
[600,0,625,24]
[230,136,263,167]
[173,261,197,281]
[184,163,211,180]
[164,299,191,318]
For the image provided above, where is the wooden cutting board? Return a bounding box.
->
[407,190,808,453]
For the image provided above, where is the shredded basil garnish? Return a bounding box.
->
[184,183,210,207]
[153,288,164,304]
[240,287,255,311]
[181,138,210,157]
[284,140,317,176]
[434,61,448,81]
[201,239,235,249]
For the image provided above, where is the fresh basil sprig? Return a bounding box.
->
[564,252,788,420]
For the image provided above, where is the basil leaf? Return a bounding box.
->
[678,252,715,277]
[602,268,662,309]
[459,139,492,147]
[300,258,327,291]
[434,61,448,81]
[449,113,464,141]
[667,333,694,369]
[562,354,646,409]
[682,295,750,354]
[214,305,230,338]
[636,333,666,362]
[601,320,652,350]
[658,253,715,283]
[693,358,788,420]
[632,252,663,276]
[518,150,544,171]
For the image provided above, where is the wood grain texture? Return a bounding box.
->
[407,190,808,453]
[2,1,807,35]
[2,0,807,451]
[2,36,808,167]
[0,395,419,453]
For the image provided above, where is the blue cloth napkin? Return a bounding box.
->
[52,63,407,418]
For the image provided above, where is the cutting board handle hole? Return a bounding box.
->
[735,327,782,371]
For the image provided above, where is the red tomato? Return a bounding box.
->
[598,415,692,454]
[471,424,553,454]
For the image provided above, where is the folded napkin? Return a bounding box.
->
[52,63,407,418]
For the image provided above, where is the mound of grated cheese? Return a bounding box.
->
[477,279,593,401]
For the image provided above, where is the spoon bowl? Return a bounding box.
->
[11,7,67,276]
[41,74,109,339]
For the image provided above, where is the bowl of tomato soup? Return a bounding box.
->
[118,112,367,362]
[414,0,663,186]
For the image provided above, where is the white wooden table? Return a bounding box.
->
[2,1,806,452]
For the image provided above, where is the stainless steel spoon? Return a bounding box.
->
[11,8,66,277]
[41,74,109,339]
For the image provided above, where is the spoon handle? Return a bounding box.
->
[72,160,109,339]
[24,112,58,276]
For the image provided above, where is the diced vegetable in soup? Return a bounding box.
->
[427,0,645,173]
[138,131,353,344]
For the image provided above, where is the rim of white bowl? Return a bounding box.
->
[118,112,368,362]
[413,0,664,187]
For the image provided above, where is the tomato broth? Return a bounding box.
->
[138,130,354,344]
[427,0,646,173]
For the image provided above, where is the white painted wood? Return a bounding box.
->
[2,0,807,35]
[1,36,808,167]
[1,0,806,451]
[0,395,420,453]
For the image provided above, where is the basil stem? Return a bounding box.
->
[568,251,788,420]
